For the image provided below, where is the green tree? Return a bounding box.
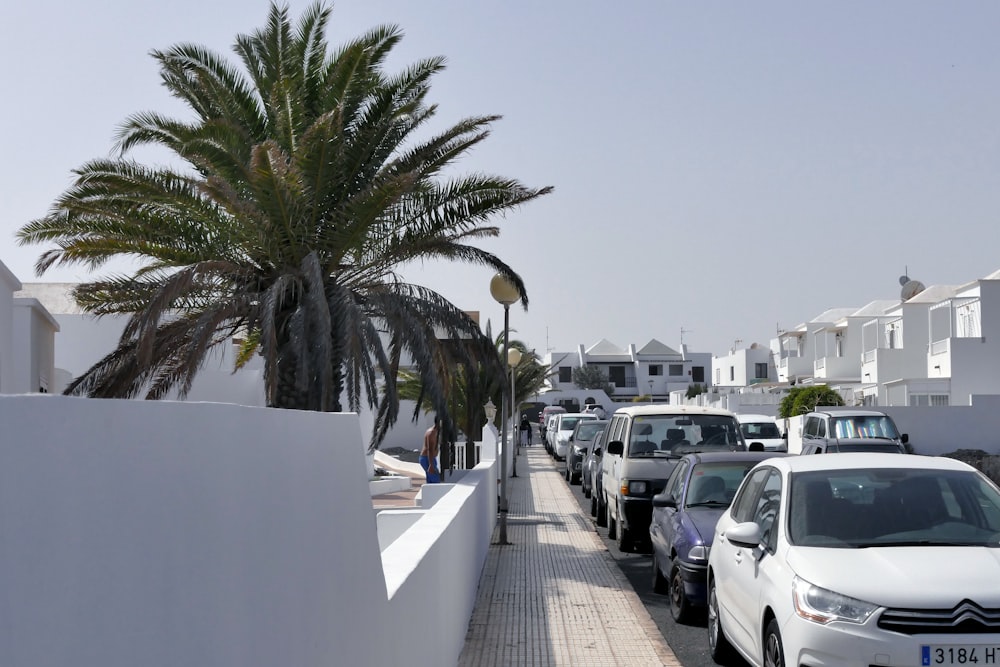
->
[572,365,615,395]
[686,383,705,399]
[778,385,845,418]
[16,3,551,448]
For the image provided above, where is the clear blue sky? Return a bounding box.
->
[4,1,1000,358]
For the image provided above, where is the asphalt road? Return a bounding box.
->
[557,456,750,667]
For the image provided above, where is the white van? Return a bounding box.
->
[736,414,786,451]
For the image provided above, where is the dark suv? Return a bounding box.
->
[565,419,608,485]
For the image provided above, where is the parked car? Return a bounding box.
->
[543,413,561,455]
[565,419,608,484]
[800,439,906,454]
[649,450,785,623]
[582,423,609,500]
[736,413,786,451]
[707,453,1000,667]
[798,408,909,454]
[552,413,598,461]
[600,405,746,553]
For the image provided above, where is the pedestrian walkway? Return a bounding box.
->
[458,446,680,666]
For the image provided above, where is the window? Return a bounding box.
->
[669,364,683,376]
[558,366,573,383]
[649,364,662,376]
[754,363,768,379]
[691,367,705,383]
[753,469,783,552]
[729,366,735,382]
[664,460,688,501]
[608,366,626,387]
[910,394,950,407]
[731,468,770,523]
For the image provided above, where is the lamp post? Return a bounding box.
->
[490,273,519,546]
[508,347,523,478]
[649,379,654,404]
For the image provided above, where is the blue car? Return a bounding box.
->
[648,450,785,623]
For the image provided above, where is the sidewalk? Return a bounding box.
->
[458,446,680,666]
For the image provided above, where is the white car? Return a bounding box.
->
[736,413,786,451]
[707,453,1000,667]
[552,413,597,461]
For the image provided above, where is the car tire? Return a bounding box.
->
[615,504,632,552]
[652,552,669,595]
[764,618,785,667]
[564,466,570,482]
[596,494,607,526]
[583,480,591,498]
[590,491,598,517]
[708,576,734,664]
[668,557,694,624]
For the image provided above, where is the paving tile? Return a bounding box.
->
[458,447,680,667]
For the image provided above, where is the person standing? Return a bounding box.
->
[519,414,532,447]
[420,417,441,483]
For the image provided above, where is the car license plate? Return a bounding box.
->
[922,645,1000,665]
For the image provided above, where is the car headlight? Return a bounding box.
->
[573,446,586,455]
[688,545,709,562]
[622,479,649,495]
[792,576,879,625]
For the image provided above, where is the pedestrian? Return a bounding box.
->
[420,416,441,483]
[519,413,532,447]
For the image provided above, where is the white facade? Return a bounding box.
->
[712,343,776,388]
[544,338,712,402]
[0,260,20,393]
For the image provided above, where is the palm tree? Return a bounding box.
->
[16,3,551,448]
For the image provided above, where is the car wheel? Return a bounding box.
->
[590,492,598,517]
[708,576,734,664]
[652,552,669,594]
[615,504,632,552]
[583,480,591,498]
[564,466,570,482]
[570,471,580,485]
[596,494,607,526]
[764,619,785,667]
[668,557,694,624]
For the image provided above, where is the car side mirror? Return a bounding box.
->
[901,433,909,444]
[593,447,602,457]
[723,521,762,549]
[607,441,624,456]
[652,493,677,509]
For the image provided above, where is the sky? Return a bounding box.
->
[4,1,1000,359]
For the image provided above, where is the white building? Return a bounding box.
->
[544,338,711,403]
[0,261,59,395]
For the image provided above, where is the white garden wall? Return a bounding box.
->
[0,395,497,667]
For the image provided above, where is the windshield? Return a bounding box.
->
[740,422,782,439]
[574,422,606,441]
[830,442,904,453]
[560,416,594,432]
[685,461,761,507]
[628,414,744,456]
[788,468,1000,547]
[831,415,900,440]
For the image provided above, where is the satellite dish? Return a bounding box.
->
[901,280,925,300]
[899,275,910,287]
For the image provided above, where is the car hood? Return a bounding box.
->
[685,508,727,545]
[785,546,1000,607]
[623,457,679,482]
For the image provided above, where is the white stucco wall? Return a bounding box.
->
[0,395,496,667]
[0,261,22,393]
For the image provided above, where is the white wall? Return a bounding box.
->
[0,261,21,393]
[0,395,497,667]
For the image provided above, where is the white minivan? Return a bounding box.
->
[736,413,786,451]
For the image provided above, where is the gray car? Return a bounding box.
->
[582,422,609,499]
[565,419,607,485]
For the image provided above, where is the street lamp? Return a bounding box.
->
[648,379,654,404]
[490,273,519,546]
[508,347,523,478]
